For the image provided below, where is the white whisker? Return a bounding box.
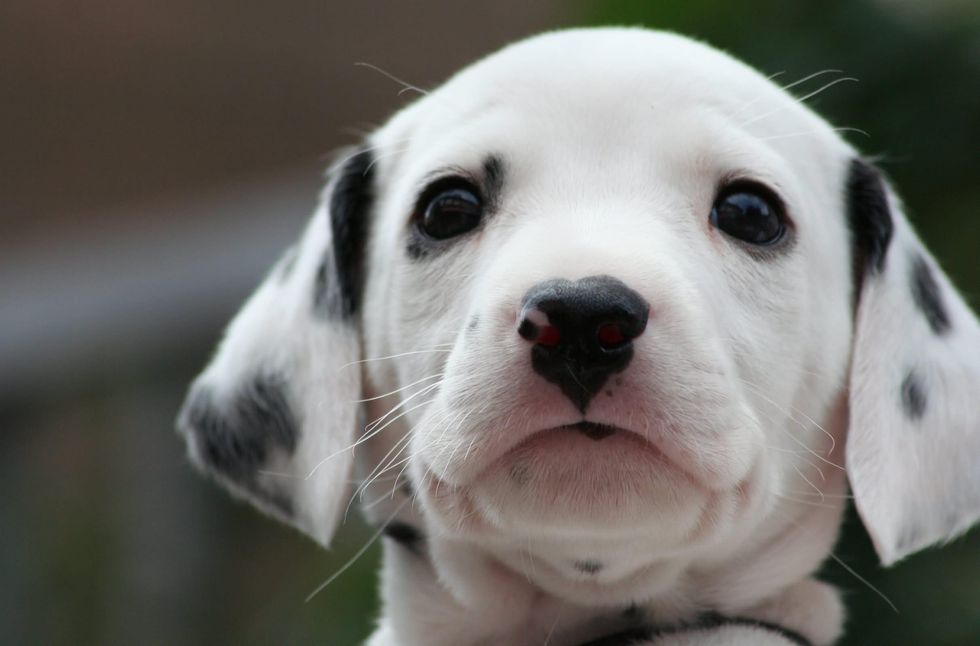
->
[780,68,844,93]
[354,62,430,97]
[828,552,898,613]
[731,69,843,120]
[348,432,416,519]
[792,463,825,502]
[290,387,438,481]
[305,499,408,602]
[757,126,870,142]
[737,377,842,470]
[740,76,858,128]
[364,382,442,435]
[339,348,452,371]
[353,373,444,403]
[771,491,841,511]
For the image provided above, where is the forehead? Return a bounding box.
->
[376,29,853,200]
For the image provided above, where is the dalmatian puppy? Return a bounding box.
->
[177,28,980,646]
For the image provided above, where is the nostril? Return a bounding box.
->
[596,323,626,349]
[518,317,562,347]
[517,318,537,341]
[537,325,561,347]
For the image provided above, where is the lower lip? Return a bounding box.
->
[507,422,665,463]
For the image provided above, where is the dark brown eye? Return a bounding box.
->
[419,182,483,240]
[710,184,786,245]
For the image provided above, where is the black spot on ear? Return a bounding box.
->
[900,370,927,420]
[180,375,298,516]
[574,559,603,574]
[846,159,894,309]
[383,521,425,556]
[467,315,479,332]
[910,254,951,335]
[846,159,894,276]
[188,376,298,475]
[322,148,375,319]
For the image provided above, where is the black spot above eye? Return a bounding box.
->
[710,182,787,246]
[417,180,484,240]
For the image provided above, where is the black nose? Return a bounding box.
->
[518,275,649,412]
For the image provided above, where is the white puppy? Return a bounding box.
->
[177,28,980,646]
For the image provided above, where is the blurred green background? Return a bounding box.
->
[1,1,977,644]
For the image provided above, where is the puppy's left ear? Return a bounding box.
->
[176,148,375,546]
[845,158,980,565]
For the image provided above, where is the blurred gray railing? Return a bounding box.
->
[0,167,322,396]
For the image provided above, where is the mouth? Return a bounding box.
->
[499,419,668,471]
[558,421,621,441]
[437,415,711,540]
[454,418,669,488]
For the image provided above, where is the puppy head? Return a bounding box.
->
[178,28,980,604]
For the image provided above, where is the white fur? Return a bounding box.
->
[179,28,980,646]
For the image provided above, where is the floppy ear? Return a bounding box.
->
[844,158,980,565]
[176,148,375,546]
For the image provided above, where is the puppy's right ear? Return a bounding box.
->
[844,159,980,566]
[176,148,374,546]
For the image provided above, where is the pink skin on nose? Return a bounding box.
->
[519,307,562,346]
